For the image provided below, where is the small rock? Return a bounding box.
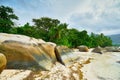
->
[116,61,120,64]
[92,46,103,54]
[77,45,89,52]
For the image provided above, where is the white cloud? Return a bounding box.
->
[68,0,120,35]
[100,29,120,35]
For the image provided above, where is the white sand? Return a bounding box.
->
[81,52,120,80]
[0,69,32,80]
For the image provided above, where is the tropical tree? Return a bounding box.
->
[0,5,18,33]
[9,22,43,39]
[66,28,80,47]
[32,17,65,41]
[53,23,69,46]
[90,33,112,47]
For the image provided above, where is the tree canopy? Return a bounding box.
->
[0,5,18,33]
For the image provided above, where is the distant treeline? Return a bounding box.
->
[0,5,112,48]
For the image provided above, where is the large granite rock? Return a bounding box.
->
[0,33,56,71]
[0,33,46,45]
[0,53,7,73]
[38,43,57,63]
[0,33,81,71]
[77,45,89,52]
[55,46,79,66]
[92,46,103,54]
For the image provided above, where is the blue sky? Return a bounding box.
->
[0,0,120,35]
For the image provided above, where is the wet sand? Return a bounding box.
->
[81,52,120,80]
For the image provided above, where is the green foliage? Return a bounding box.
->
[90,33,112,47]
[0,5,18,33]
[33,16,112,48]
[9,23,41,38]
[32,17,61,41]
[10,17,112,48]
[9,27,17,34]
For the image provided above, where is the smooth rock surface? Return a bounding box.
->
[55,46,80,66]
[77,45,89,52]
[0,42,56,70]
[0,53,7,73]
[0,33,56,70]
[92,46,103,54]
[0,33,45,45]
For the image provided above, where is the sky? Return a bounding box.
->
[0,0,120,35]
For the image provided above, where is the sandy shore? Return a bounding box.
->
[82,52,120,80]
[0,69,32,80]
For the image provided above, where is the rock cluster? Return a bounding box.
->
[92,46,120,54]
[0,33,79,73]
[0,33,59,71]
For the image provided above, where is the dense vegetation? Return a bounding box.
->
[0,5,18,33]
[0,5,112,48]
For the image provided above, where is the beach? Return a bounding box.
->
[0,49,120,80]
